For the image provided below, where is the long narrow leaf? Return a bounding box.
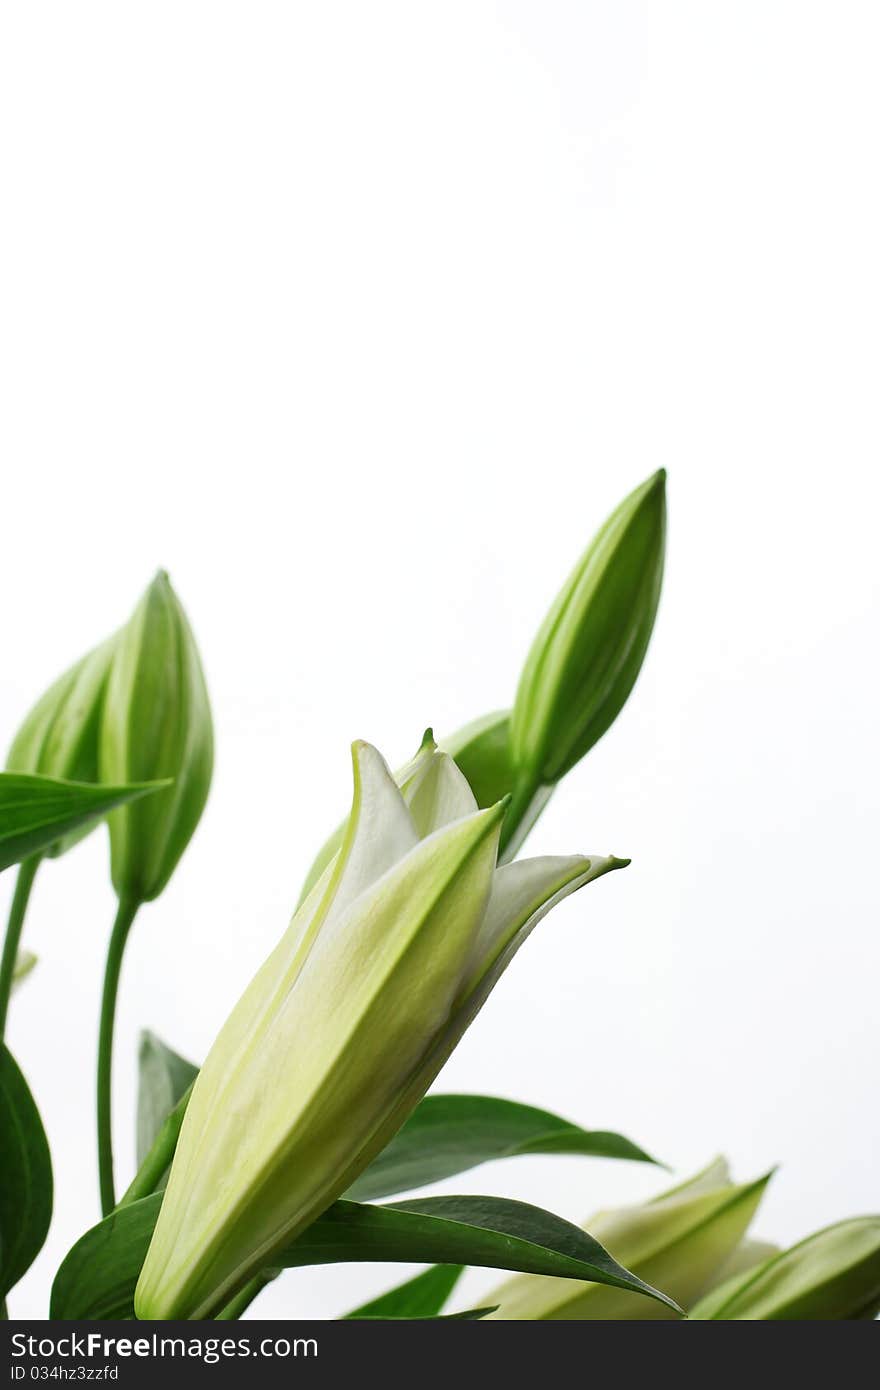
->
[52,1192,680,1320]
[51,1195,161,1319]
[136,1032,198,1168]
[347,1094,659,1201]
[0,772,167,871]
[344,1264,464,1318]
[279,1197,680,1314]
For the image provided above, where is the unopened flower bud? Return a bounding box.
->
[99,571,213,904]
[7,638,117,855]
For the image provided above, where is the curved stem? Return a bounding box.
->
[0,855,41,1040]
[97,897,140,1215]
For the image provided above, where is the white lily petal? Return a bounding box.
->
[646,1156,732,1205]
[405,748,478,836]
[324,741,419,924]
[295,732,437,907]
[393,728,437,794]
[459,853,623,1002]
[157,861,337,1206]
[339,855,628,1187]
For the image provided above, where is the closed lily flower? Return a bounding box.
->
[136,737,624,1319]
[690,1217,880,1320]
[486,1157,771,1319]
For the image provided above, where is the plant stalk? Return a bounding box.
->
[97,896,140,1215]
[0,855,41,1040]
[215,1273,276,1321]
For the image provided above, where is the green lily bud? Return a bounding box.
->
[506,470,666,852]
[99,571,213,904]
[690,1217,880,1320]
[136,738,624,1318]
[7,637,117,856]
[486,1157,770,1319]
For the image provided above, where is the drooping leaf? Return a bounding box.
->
[0,772,167,872]
[136,1032,199,1167]
[51,1194,161,1319]
[346,1094,659,1202]
[279,1197,680,1314]
[52,1191,680,1321]
[344,1263,464,1318]
[0,1044,53,1300]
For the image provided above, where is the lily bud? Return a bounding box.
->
[298,719,522,905]
[507,470,666,850]
[136,738,624,1319]
[690,1217,880,1320]
[487,1158,770,1319]
[7,638,117,855]
[99,572,213,904]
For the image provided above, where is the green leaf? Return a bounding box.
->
[52,1192,680,1321]
[0,1043,53,1300]
[51,1194,161,1319]
[0,772,168,872]
[136,1032,199,1168]
[344,1263,464,1318]
[346,1094,659,1202]
[279,1196,680,1315]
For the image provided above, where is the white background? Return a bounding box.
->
[2,3,878,1319]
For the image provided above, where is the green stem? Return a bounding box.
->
[97,896,140,1216]
[0,855,41,1040]
[498,776,554,862]
[215,1272,277,1320]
